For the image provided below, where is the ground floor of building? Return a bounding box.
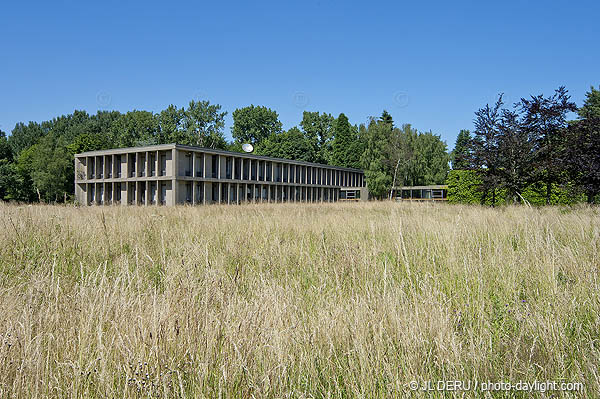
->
[76,180,366,206]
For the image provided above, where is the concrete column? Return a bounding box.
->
[172,148,179,205]
[192,181,197,204]
[192,152,196,179]
[218,182,222,203]
[155,151,159,177]
[215,155,220,179]
[144,181,149,205]
[202,181,206,205]
[227,183,231,204]
[232,157,236,180]
[122,182,128,205]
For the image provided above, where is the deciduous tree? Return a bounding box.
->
[231,105,282,146]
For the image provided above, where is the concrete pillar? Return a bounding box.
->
[218,182,222,203]
[192,181,197,204]
[192,152,196,179]
[155,150,159,177]
[172,148,179,205]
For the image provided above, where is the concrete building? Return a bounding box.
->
[74,144,367,206]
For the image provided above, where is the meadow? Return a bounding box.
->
[0,202,598,398]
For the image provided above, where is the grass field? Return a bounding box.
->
[0,202,598,398]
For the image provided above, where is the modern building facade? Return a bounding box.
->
[74,144,367,206]
[391,185,448,201]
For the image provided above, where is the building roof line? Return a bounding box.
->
[76,143,364,173]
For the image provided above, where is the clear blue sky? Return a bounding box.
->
[1,0,598,149]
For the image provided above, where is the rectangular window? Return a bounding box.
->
[115,183,121,202]
[197,182,204,203]
[258,161,264,181]
[89,158,95,179]
[138,182,146,204]
[185,183,192,203]
[211,155,218,179]
[196,153,204,177]
[225,157,232,179]
[130,154,136,177]
[160,183,167,205]
[221,183,228,203]
[139,154,145,177]
[185,153,192,177]
[160,154,166,176]
[235,158,241,180]
[116,155,122,178]
[243,159,249,180]
[107,157,112,178]
[149,153,156,177]
[212,184,219,202]
[97,157,104,179]
[150,182,157,204]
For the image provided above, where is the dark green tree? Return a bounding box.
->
[231,105,282,146]
[379,110,394,128]
[564,88,600,203]
[578,86,600,119]
[330,113,363,169]
[0,130,12,161]
[471,95,504,206]
[8,121,46,156]
[496,107,533,203]
[519,86,577,204]
[451,130,472,169]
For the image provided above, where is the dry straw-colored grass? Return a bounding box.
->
[0,202,598,398]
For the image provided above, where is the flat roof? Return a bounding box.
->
[76,143,364,173]
[393,185,448,190]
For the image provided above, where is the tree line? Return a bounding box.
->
[449,86,600,205]
[0,102,449,203]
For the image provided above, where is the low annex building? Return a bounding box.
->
[74,144,367,206]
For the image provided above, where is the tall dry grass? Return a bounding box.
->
[0,202,598,398]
